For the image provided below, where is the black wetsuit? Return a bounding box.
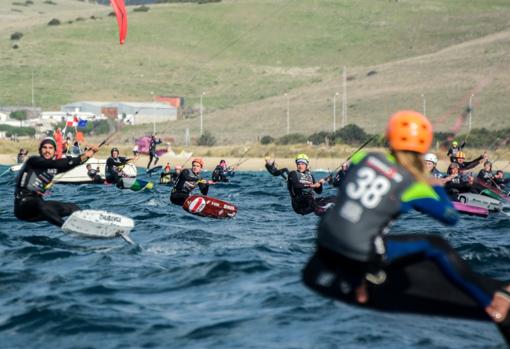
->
[211,165,234,183]
[105,156,129,184]
[147,138,162,169]
[302,151,509,332]
[330,168,347,187]
[170,169,209,206]
[445,175,476,198]
[493,177,510,192]
[14,155,84,227]
[458,155,483,172]
[265,162,289,180]
[87,168,104,184]
[287,170,323,215]
[447,141,465,162]
[17,152,27,164]
[477,169,493,184]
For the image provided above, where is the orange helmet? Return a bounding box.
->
[456,151,465,159]
[386,110,433,154]
[191,158,204,168]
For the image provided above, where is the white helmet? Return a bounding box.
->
[424,153,438,164]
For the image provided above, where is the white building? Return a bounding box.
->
[60,101,178,125]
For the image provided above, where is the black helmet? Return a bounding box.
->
[111,147,119,156]
[39,137,57,156]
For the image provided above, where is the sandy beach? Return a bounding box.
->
[1,152,508,174]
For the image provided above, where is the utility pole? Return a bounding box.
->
[31,69,35,107]
[468,94,474,132]
[333,92,339,132]
[284,93,290,135]
[421,93,426,117]
[200,92,205,136]
[342,66,347,128]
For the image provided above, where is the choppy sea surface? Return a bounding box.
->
[1,166,509,349]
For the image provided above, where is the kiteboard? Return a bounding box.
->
[314,196,336,216]
[475,178,510,202]
[62,210,135,244]
[457,193,502,212]
[302,253,510,345]
[183,195,237,219]
[120,177,154,191]
[452,201,489,218]
[146,165,163,176]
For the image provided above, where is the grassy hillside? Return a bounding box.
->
[1,0,510,144]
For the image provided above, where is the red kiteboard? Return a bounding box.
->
[183,195,237,219]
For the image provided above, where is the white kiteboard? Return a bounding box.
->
[62,210,135,244]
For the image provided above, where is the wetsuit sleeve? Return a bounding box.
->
[198,181,209,195]
[312,175,323,194]
[400,182,459,225]
[460,141,466,149]
[462,156,483,171]
[26,156,82,173]
[119,156,131,165]
[447,148,452,156]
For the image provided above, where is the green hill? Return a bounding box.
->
[1,0,510,144]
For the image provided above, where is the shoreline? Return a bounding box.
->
[1,153,509,173]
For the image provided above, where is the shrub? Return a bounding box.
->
[260,135,274,145]
[332,124,368,145]
[276,133,307,145]
[0,125,35,137]
[48,18,60,26]
[10,32,23,40]
[133,5,149,12]
[196,130,216,146]
[308,131,332,145]
[44,0,57,4]
[75,17,85,21]
[10,110,28,127]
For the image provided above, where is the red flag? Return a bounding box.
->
[110,0,128,45]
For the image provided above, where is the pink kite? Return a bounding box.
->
[110,0,128,45]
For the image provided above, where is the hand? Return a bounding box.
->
[83,146,97,159]
[428,177,445,186]
[207,180,216,185]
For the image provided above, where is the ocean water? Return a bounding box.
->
[0,166,509,349]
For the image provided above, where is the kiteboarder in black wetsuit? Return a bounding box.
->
[211,160,235,183]
[287,153,333,215]
[455,151,487,172]
[17,148,28,164]
[86,163,104,184]
[147,135,162,170]
[302,110,510,343]
[326,162,350,187]
[105,148,135,185]
[447,140,466,162]
[14,137,97,227]
[170,158,213,206]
